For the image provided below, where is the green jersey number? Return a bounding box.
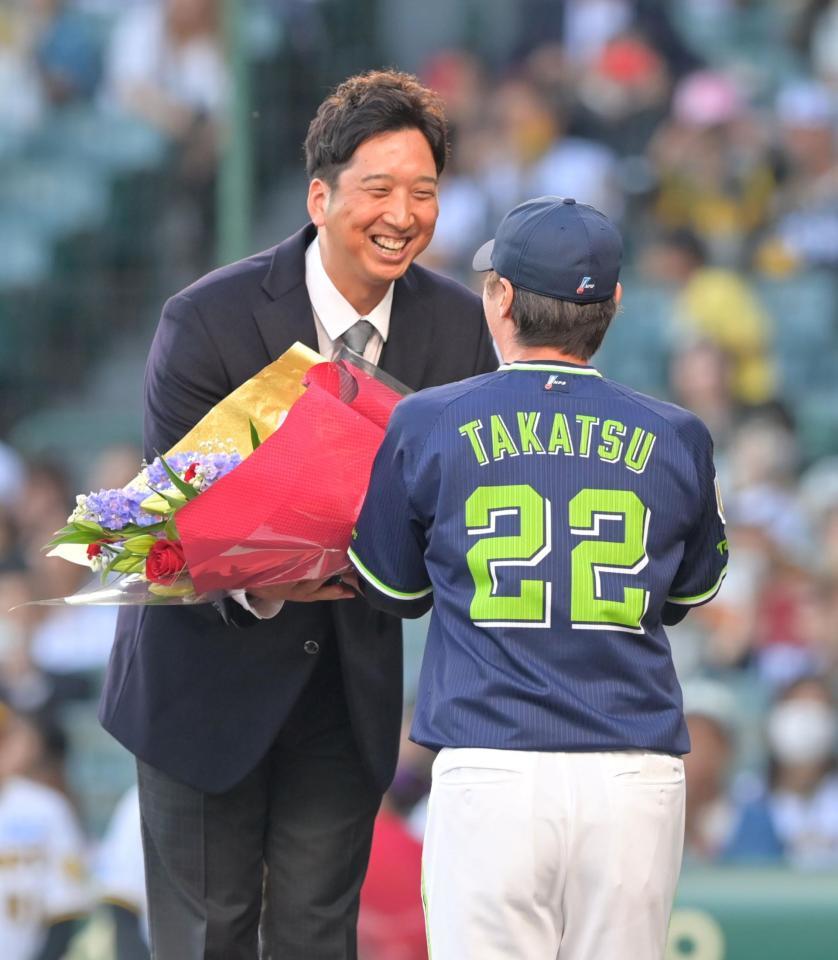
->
[465,484,650,632]
[568,488,650,633]
[465,484,551,627]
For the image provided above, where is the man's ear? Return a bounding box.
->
[499,277,515,319]
[614,281,623,305]
[307,178,330,227]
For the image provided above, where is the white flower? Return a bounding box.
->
[68,495,89,523]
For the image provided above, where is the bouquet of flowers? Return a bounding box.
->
[37,343,406,606]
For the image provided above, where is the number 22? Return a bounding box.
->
[465,484,650,632]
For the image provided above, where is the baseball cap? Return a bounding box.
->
[472,196,622,304]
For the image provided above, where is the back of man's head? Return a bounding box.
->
[304,70,448,186]
[473,196,624,360]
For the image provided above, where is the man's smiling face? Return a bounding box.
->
[307,127,439,311]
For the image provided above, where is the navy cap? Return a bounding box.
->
[472,196,623,304]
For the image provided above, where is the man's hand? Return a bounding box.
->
[248,577,356,604]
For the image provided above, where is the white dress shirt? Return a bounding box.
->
[305,235,393,363]
[233,234,395,618]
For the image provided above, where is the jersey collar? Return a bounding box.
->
[498,360,603,378]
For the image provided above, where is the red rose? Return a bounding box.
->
[87,542,103,559]
[145,539,187,585]
[184,462,199,483]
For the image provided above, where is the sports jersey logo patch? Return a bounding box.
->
[576,276,595,294]
[544,375,568,391]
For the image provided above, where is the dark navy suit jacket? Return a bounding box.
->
[99,223,497,794]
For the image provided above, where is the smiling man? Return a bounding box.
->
[100,70,497,960]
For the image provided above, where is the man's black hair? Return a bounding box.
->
[304,69,448,186]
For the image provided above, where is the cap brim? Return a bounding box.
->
[472,238,494,272]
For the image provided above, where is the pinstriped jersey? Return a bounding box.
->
[349,360,728,754]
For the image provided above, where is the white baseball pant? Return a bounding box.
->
[422,747,685,959]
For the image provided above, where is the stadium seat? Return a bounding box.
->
[754,272,838,397]
[30,105,168,178]
[0,157,109,240]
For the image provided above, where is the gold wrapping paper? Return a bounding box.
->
[46,343,326,568]
[165,341,325,456]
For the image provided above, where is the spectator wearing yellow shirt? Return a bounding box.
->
[642,228,776,406]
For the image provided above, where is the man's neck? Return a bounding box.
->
[502,347,589,366]
[318,247,390,316]
[331,276,390,317]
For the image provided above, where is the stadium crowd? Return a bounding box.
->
[1,0,838,957]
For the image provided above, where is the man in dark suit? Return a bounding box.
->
[99,70,497,959]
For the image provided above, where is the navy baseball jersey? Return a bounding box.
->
[349,360,728,755]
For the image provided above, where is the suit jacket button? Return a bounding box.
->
[303,640,320,655]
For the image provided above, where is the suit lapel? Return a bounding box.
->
[380,269,434,391]
[252,224,320,361]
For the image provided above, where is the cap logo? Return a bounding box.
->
[576,276,595,295]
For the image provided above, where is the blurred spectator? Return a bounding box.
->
[102,0,229,276]
[0,3,44,133]
[757,79,838,272]
[26,559,118,687]
[421,49,486,135]
[103,0,227,144]
[809,0,838,88]
[358,802,427,960]
[0,569,61,718]
[800,456,838,577]
[649,69,776,264]
[668,339,740,462]
[13,459,73,562]
[30,0,101,106]
[514,0,700,79]
[0,694,91,960]
[573,33,672,160]
[0,442,25,513]
[726,674,838,868]
[644,227,777,407]
[682,678,740,864]
[427,74,621,280]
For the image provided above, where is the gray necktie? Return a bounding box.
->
[342,318,376,355]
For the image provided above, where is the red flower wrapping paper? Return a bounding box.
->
[175,360,402,594]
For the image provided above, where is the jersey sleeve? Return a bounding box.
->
[666,426,728,610]
[348,401,433,619]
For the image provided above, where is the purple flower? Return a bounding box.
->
[79,488,157,530]
[72,450,243,532]
[145,451,242,490]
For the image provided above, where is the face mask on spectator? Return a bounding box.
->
[767,700,837,766]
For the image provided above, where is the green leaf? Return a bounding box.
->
[72,520,106,534]
[156,454,200,501]
[45,531,100,548]
[110,554,147,574]
[116,521,167,537]
[249,419,262,451]
[122,535,158,555]
[51,524,84,538]
[164,517,180,541]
